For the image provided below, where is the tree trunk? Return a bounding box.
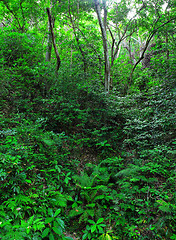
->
[46,2,53,62]
[46,7,61,73]
[45,20,52,62]
[94,0,110,94]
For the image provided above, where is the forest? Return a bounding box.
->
[0,0,176,239]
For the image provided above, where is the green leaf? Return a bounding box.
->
[82,232,88,240]
[97,218,104,224]
[88,219,95,224]
[28,215,34,225]
[130,178,140,182]
[25,179,32,183]
[66,195,73,201]
[49,232,55,240]
[45,217,54,224]
[48,208,54,217]
[42,228,50,238]
[34,218,43,224]
[54,209,61,217]
[56,218,65,229]
[91,224,97,233]
[86,203,95,208]
[52,226,62,235]
[97,225,104,234]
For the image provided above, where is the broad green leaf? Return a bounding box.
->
[49,233,55,240]
[45,217,54,224]
[42,228,50,238]
[97,218,104,224]
[52,226,62,235]
[56,218,65,228]
[91,224,97,233]
[54,209,61,217]
[88,219,95,224]
[82,232,88,240]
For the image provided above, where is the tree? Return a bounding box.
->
[0,0,43,32]
[127,0,176,82]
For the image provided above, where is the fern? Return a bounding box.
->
[115,164,141,177]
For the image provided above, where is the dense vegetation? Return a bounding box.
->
[0,0,176,239]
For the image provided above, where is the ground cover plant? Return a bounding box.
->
[0,0,176,239]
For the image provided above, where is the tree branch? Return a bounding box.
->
[129,16,175,82]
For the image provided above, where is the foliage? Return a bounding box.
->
[0,1,176,240]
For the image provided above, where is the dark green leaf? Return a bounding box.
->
[42,228,50,238]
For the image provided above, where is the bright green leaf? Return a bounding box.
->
[97,218,104,224]
[45,217,54,224]
[91,224,97,233]
[88,219,95,224]
[54,209,61,217]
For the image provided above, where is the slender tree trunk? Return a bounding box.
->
[45,20,52,62]
[46,2,54,62]
[94,0,110,94]
[46,7,61,73]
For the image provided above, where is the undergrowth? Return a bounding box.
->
[0,28,176,240]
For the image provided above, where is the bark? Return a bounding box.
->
[94,0,110,94]
[46,7,61,73]
[45,20,53,62]
[46,2,53,62]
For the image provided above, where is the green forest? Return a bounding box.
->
[0,0,176,239]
